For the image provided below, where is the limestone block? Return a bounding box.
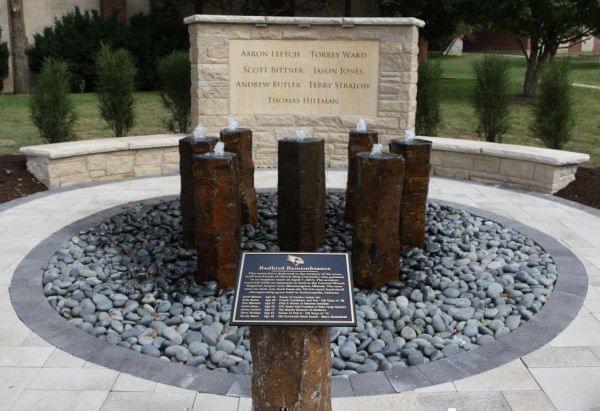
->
[380,42,406,54]
[134,164,163,177]
[89,170,106,178]
[253,115,296,127]
[162,163,179,174]
[197,98,228,115]
[48,158,88,178]
[534,163,558,183]
[294,115,341,127]
[500,158,536,179]
[163,148,180,163]
[469,170,508,184]
[195,34,227,47]
[432,166,469,180]
[106,154,135,175]
[26,157,50,186]
[380,53,415,72]
[430,151,443,166]
[57,173,92,187]
[440,152,476,169]
[473,156,501,174]
[87,154,106,171]
[135,148,164,165]
[197,64,229,81]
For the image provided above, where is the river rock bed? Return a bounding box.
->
[43,193,557,375]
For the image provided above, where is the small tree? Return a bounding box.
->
[466,0,600,97]
[415,58,443,136]
[0,26,9,92]
[531,60,574,149]
[96,43,136,137]
[30,58,77,143]
[472,55,511,142]
[157,51,191,133]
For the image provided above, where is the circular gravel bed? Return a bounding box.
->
[43,193,557,376]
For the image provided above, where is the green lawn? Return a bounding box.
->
[436,53,600,166]
[0,92,169,155]
[1,53,599,165]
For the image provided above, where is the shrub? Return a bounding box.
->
[157,51,191,133]
[0,27,9,92]
[96,43,136,137]
[472,55,512,142]
[531,60,574,149]
[415,58,442,136]
[30,58,77,143]
[28,8,129,92]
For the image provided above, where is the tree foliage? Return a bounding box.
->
[28,8,128,92]
[465,0,600,97]
[472,55,512,142]
[30,58,77,143]
[157,51,192,133]
[531,59,574,149]
[415,58,442,136]
[379,0,466,46]
[96,44,136,137]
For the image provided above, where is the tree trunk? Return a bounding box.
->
[523,59,540,98]
[8,0,30,94]
[418,37,428,61]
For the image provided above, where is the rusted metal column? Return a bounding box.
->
[352,152,405,289]
[277,138,326,252]
[389,139,432,249]
[179,136,218,248]
[220,127,258,226]
[251,326,331,411]
[345,129,378,223]
[193,152,241,288]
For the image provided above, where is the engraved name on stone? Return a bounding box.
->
[229,40,380,115]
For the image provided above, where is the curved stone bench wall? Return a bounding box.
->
[420,137,589,193]
[20,134,589,193]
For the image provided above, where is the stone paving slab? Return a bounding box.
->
[0,172,599,410]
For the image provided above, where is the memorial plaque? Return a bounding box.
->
[231,252,355,326]
[229,39,380,115]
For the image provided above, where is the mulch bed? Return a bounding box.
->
[555,167,600,210]
[0,155,47,204]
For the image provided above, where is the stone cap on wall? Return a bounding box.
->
[183,14,425,28]
[418,136,590,166]
[20,134,186,159]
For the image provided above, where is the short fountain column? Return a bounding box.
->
[179,127,218,248]
[277,131,326,252]
[389,136,432,249]
[220,119,258,226]
[345,119,378,223]
[352,145,405,289]
[193,143,241,288]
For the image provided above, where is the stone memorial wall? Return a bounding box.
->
[185,15,424,168]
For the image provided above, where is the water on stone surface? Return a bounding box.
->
[43,193,557,375]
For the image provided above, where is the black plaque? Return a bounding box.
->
[231,252,355,326]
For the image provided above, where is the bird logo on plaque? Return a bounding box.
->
[286,255,304,266]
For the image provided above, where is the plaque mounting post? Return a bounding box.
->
[231,252,355,411]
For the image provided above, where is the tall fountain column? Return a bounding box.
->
[345,120,378,223]
[193,143,241,288]
[352,145,405,289]
[179,130,218,248]
[220,121,258,226]
[277,132,326,252]
[389,137,432,249]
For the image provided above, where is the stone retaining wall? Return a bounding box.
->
[420,137,589,193]
[20,135,590,193]
[21,135,183,189]
[185,15,424,169]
